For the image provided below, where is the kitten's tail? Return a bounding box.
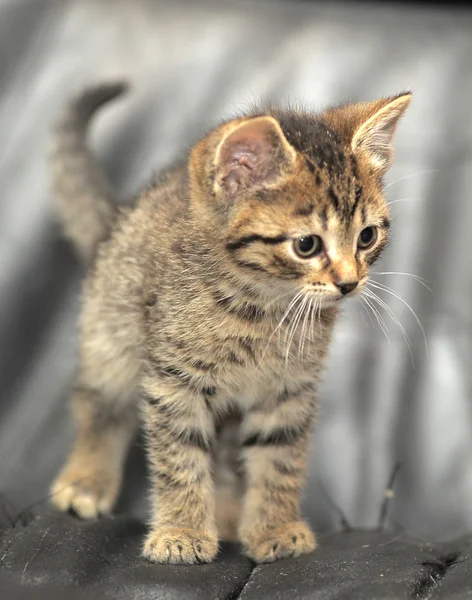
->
[51,82,128,264]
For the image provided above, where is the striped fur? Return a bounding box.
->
[50,83,410,564]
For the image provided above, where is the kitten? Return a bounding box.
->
[50,83,410,564]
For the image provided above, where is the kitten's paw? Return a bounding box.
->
[50,469,118,519]
[143,527,218,565]
[242,521,316,563]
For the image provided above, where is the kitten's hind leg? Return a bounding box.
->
[51,384,138,519]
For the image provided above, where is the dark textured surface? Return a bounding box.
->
[0,502,253,599]
[0,499,471,599]
[1,0,472,597]
[238,531,472,600]
[427,542,472,599]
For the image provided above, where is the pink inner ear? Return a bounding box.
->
[218,122,280,195]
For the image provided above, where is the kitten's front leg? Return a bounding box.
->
[239,386,317,563]
[141,380,218,565]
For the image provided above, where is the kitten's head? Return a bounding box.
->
[190,94,411,306]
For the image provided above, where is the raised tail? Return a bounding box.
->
[50,82,129,263]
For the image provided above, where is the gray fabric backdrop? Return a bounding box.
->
[0,0,471,540]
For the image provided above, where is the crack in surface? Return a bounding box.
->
[226,561,257,600]
[412,552,461,599]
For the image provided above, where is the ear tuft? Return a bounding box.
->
[352,93,411,173]
[214,116,295,197]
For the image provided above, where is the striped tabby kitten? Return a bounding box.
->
[50,83,410,564]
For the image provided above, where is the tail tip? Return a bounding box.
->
[82,79,130,103]
[66,80,131,121]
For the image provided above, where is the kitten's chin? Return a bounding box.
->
[319,297,342,308]
[317,290,363,307]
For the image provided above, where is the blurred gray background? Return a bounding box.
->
[0,0,471,540]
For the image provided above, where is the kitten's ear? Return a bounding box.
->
[213,116,296,197]
[351,94,412,173]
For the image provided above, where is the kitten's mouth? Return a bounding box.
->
[308,293,343,307]
[311,286,365,305]
[302,282,365,308]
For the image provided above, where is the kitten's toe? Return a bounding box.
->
[51,469,118,519]
[143,527,218,565]
[242,521,316,563]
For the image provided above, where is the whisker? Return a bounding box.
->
[370,271,433,295]
[281,295,303,362]
[292,295,310,350]
[387,197,425,207]
[364,288,414,365]
[298,298,308,360]
[315,298,323,334]
[309,297,318,342]
[384,169,439,190]
[361,294,390,343]
[297,295,311,360]
[300,296,313,361]
[359,296,375,328]
[306,296,316,345]
[360,304,372,328]
[285,294,308,366]
[371,270,427,282]
[367,280,428,358]
[365,290,412,361]
[263,290,303,359]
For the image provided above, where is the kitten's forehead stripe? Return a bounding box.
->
[294,203,315,217]
[272,112,345,176]
[350,154,359,179]
[304,157,316,174]
[351,185,363,219]
[320,208,328,230]
[328,187,340,212]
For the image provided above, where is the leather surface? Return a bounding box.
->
[238,531,472,600]
[0,501,253,599]
[0,498,471,599]
[0,0,472,597]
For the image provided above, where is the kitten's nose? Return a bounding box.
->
[335,281,359,296]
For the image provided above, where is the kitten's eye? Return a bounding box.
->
[293,235,322,258]
[358,226,378,250]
